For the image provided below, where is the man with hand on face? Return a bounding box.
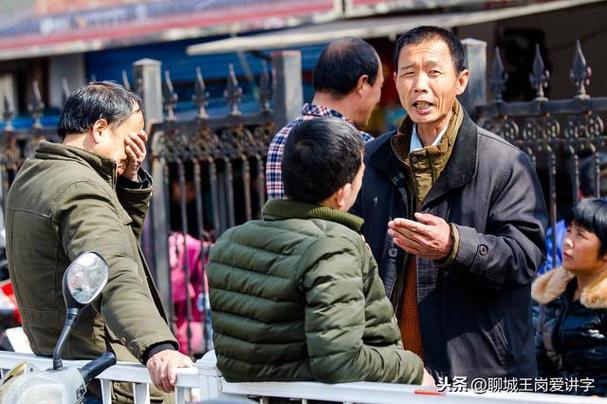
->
[6,81,192,403]
[352,26,548,380]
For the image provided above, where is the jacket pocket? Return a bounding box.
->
[19,306,59,324]
[19,306,61,354]
[486,307,513,367]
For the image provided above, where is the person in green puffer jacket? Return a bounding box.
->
[207,117,433,386]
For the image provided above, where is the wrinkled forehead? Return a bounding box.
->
[398,37,456,69]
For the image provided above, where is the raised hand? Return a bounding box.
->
[122,130,148,181]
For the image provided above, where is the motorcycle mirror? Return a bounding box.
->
[53,252,108,370]
[62,251,108,309]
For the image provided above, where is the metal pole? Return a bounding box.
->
[134,59,164,133]
[133,58,172,317]
[461,38,487,119]
[271,51,303,130]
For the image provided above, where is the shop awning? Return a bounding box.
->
[187,0,602,55]
[0,0,340,61]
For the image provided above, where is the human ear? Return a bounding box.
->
[91,119,109,143]
[456,69,470,95]
[335,183,353,210]
[357,75,369,95]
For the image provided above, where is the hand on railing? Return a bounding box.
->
[146,349,194,393]
[421,368,436,388]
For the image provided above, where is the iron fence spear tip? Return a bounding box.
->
[490,47,507,102]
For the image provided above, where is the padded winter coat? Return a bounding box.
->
[352,110,547,379]
[533,266,607,396]
[207,199,424,384]
[5,142,177,403]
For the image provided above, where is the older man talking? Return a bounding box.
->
[353,26,548,381]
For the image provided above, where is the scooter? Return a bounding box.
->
[0,251,116,403]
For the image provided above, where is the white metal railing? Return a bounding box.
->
[0,351,199,403]
[1,350,606,404]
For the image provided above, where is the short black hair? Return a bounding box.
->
[579,153,607,197]
[282,117,364,204]
[58,81,143,138]
[393,26,466,73]
[566,198,607,258]
[313,37,380,98]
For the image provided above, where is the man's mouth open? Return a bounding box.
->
[413,101,433,113]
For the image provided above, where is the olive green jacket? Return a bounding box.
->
[5,142,177,401]
[207,199,424,384]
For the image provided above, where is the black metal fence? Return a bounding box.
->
[476,40,607,270]
[0,81,62,214]
[146,63,275,355]
[151,64,274,238]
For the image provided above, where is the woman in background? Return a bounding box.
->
[533,198,607,396]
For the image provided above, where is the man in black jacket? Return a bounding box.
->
[352,26,548,382]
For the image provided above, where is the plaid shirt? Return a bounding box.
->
[265,103,373,200]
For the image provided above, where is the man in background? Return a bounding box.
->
[266,36,383,200]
